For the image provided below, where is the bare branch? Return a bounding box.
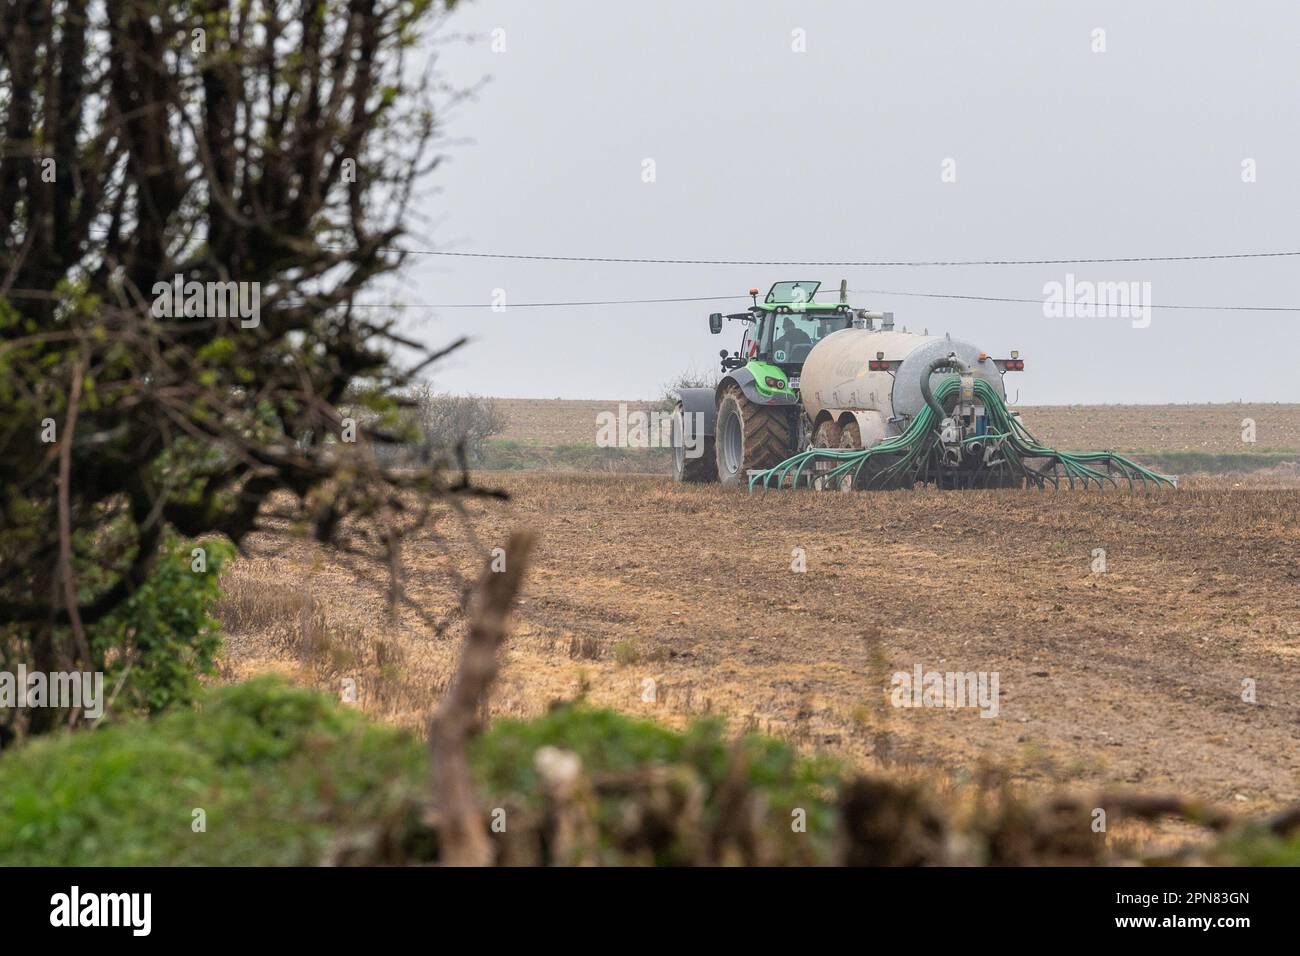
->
[428,531,537,867]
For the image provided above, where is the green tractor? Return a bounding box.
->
[671,280,856,486]
[674,281,1179,493]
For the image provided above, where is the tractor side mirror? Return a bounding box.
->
[708,312,723,334]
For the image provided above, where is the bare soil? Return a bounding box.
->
[220,469,1300,838]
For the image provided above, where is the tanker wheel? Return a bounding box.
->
[715,385,795,487]
[813,419,842,448]
[832,421,863,489]
[809,418,843,490]
[671,401,717,483]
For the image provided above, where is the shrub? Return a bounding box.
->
[0,682,840,865]
[383,385,508,465]
[0,533,234,744]
[4,680,1289,866]
[91,535,236,717]
[0,678,427,865]
[471,703,843,864]
[0,0,465,741]
[660,365,719,409]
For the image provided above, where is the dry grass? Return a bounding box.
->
[215,571,433,726]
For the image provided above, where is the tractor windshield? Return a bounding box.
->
[766,313,851,364]
[765,280,821,305]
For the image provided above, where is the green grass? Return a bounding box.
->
[479,441,1297,476]
[5,678,1293,865]
[1208,823,1300,865]
[472,702,843,864]
[0,680,841,866]
[0,678,427,865]
[1130,449,1298,475]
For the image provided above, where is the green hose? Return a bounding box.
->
[919,354,967,423]
[749,373,1177,492]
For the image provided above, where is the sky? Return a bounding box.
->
[389,0,1300,404]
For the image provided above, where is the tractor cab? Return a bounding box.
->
[709,281,854,381]
[682,281,858,487]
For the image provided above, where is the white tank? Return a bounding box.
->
[800,328,1006,446]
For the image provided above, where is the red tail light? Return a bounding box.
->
[869,360,889,371]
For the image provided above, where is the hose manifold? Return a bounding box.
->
[921,352,970,424]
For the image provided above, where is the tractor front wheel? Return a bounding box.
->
[714,385,795,487]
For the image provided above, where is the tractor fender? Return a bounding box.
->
[718,369,800,409]
[675,387,718,438]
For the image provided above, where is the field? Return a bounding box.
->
[499,399,1300,453]
[217,400,1300,853]
[492,399,1300,474]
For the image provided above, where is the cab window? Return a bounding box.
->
[767,313,850,363]
[740,319,762,359]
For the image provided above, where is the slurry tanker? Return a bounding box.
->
[671,280,1175,491]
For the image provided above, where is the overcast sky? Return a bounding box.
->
[393,0,1300,404]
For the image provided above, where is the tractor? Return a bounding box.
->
[672,281,1176,491]
[671,280,855,486]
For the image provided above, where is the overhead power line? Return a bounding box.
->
[74,224,1300,266]
[350,289,1300,312]
[9,284,1293,312]
[357,293,756,308]
[850,290,1300,312]
[399,248,1300,267]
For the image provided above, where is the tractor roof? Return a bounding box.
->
[764,280,821,304]
[753,301,848,313]
[756,280,851,313]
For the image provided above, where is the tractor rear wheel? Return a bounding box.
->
[671,401,717,483]
[714,385,795,487]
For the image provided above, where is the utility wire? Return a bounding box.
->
[399,248,1300,267]
[850,290,1300,312]
[74,223,1300,265]
[11,284,1293,312]
[346,290,1300,312]
[25,229,1300,310]
[355,293,756,308]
